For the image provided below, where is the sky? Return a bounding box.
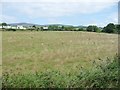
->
[0,0,119,27]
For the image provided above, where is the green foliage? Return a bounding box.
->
[3,56,119,88]
[31,25,40,31]
[5,29,16,31]
[48,25,59,31]
[87,25,100,32]
[1,22,7,29]
[78,28,85,31]
[115,24,120,34]
[32,25,36,28]
[64,26,75,31]
[87,25,93,32]
[103,23,116,33]
[2,23,7,26]
[2,22,119,34]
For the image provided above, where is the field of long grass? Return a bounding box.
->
[2,31,118,88]
[0,31,2,88]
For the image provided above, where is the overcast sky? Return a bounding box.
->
[0,0,119,27]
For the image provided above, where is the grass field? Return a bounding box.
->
[0,31,2,88]
[2,31,118,88]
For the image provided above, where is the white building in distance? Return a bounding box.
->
[43,26,48,30]
[16,25,26,29]
[0,25,27,29]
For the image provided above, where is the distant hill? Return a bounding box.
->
[48,24,73,26]
[8,23,87,28]
[9,23,40,26]
[8,23,67,27]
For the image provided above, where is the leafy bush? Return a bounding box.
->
[87,25,99,32]
[102,23,116,33]
[5,29,16,31]
[2,56,119,88]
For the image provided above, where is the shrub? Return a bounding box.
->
[103,23,116,33]
[5,29,16,31]
[2,56,119,88]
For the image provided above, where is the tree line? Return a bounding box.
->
[86,23,120,34]
[1,23,120,34]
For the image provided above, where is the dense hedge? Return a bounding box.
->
[2,56,119,88]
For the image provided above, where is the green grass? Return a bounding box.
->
[3,56,119,88]
[2,31,118,88]
[0,31,2,89]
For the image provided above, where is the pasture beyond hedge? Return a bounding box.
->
[2,31,118,88]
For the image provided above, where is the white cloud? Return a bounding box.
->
[1,0,119,3]
[118,12,120,24]
[106,12,118,24]
[1,0,118,25]
[4,1,118,19]
[94,12,118,27]
[110,13,118,23]
[0,3,2,15]
[0,15,18,23]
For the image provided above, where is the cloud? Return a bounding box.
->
[0,3,2,15]
[119,13,120,24]
[1,0,119,3]
[110,13,118,23]
[95,12,118,27]
[0,15,18,23]
[1,0,118,25]
[3,1,118,19]
[105,12,118,24]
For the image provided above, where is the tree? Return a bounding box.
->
[103,23,115,33]
[2,22,7,29]
[64,26,75,31]
[87,25,100,32]
[87,25,93,32]
[48,25,53,30]
[61,26,64,31]
[93,26,100,32]
[115,24,120,34]
[32,25,38,31]
[48,25,58,31]
[32,25,36,28]
[78,28,84,31]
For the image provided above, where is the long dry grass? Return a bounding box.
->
[0,31,2,75]
[2,31,118,75]
[0,31,2,89]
